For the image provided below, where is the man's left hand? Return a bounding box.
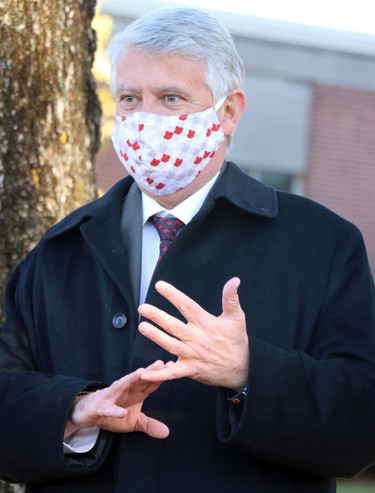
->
[138,277,249,392]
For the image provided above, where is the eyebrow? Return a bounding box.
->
[155,85,190,97]
[116,85,191,98]
[116,85,138,96]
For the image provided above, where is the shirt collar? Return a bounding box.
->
[142,172,220,226]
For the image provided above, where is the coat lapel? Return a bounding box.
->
[79,195,137,312]
[120,182,143,309]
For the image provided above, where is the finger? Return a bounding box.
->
[140,360,186,383]
[138,303,185,339]
[96,399,129,419]
[145,359,166,371]
[222,277,242,316]
[154,280,206,324]
[135,413,170,439]
[120,376,163,406]
[138,321,189,358]
[111,362,164,393]
[103,368,163,407]
[71,394,128,427]
[112,362,164,388]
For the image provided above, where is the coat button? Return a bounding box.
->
[112,313,127,329]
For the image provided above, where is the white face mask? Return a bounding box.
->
[111,98,226,196]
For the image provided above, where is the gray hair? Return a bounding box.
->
[106,7,245,101]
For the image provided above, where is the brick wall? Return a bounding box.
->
[306,85,375,274]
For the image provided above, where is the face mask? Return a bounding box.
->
[111,98,226,196]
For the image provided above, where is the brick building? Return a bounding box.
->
[306,86,375,272]
[97,1,375,273]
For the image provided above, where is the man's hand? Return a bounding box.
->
[138,277,249,392]
[66,361,169,439]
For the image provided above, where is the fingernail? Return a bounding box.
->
[156,281,167,292]
[139,323,150,334]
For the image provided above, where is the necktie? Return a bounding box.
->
[149,215,185,262]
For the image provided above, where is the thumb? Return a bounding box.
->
[135,413,170,439]
[222,277,242,316]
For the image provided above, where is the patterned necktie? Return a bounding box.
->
[149,215,185,262]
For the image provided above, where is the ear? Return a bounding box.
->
[218,89,247,138]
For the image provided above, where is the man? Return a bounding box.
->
[0,7,375,493]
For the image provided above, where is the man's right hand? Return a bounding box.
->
[65,361,169,439]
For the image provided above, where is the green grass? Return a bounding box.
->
[337,479,375,492]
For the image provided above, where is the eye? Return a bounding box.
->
[164,94,181,103]
[119,94,137,104]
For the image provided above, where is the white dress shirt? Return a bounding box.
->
[64,171,220,454]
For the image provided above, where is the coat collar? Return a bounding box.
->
[207,161,278,218]
[43,177,134,240]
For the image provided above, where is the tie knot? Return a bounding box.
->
[149,215,185,261]
[151,215,184,240]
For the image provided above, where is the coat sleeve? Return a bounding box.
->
[217,225,375,478]
[0,261,112,483]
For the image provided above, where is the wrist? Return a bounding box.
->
[64,420,80,439]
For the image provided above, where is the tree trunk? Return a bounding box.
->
[0,0,100,324]
[0,0,100,490]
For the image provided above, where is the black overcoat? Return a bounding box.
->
[1,162,375,492]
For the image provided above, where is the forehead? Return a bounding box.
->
[115,49,209,93]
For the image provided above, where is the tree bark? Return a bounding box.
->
[0,0,100,490]
[0,0,100,325]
